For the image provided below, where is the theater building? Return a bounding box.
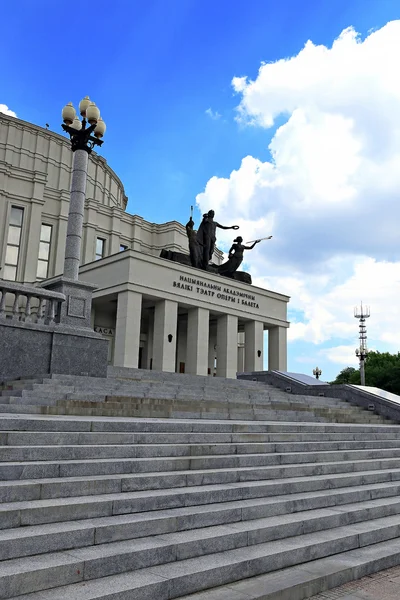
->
[0,112,290,378]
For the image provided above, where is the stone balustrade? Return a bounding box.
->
[0,281,65,325]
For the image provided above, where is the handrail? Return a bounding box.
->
[0,281,65,325]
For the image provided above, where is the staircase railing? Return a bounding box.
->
[0,281,65,325]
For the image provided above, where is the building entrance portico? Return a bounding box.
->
[82,249,290,378]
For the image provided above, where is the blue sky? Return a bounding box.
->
[2,0,400,381]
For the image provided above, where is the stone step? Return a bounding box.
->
[35,381,343,405]
[2,448,400,481]
[3,429,400,444]
[176,538,400,600]
[3,467,400,528]
[0,391,363,416]
[56,371,267,389]
[42,402,387,424]
[0,405,44,414]
[0,387,75,399]
[1,487,400,561]
[4,435,400,455]
[0,392,338,409]
[2,443,400,464]
[4,517,400,600]
[0,414,397,433]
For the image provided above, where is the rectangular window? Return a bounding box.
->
[36,224,52,280]
[120,244,128,252]
[95,237,105,260]
[3,206,24,281]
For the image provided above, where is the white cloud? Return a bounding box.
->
[0,104,17,118]
[205,107,221,120]
[196,21,400,360]
[319,345,359,366]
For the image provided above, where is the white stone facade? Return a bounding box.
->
[0,113,290,377]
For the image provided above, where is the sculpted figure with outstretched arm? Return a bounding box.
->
[218,235,272,277]
[196,210,239,270]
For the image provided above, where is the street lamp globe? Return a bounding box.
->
[70,117,82,131]
[86,102,100,125]
[62,102,76,125]
[94,117,106,138]
[79,96,91,117]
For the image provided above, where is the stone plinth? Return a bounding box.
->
[40,276,97,330]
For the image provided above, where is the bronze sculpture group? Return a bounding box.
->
[160,208,271,284]
[185,209,269,278]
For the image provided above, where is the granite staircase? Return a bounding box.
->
[0,366,391,424]
[0,369,400,599]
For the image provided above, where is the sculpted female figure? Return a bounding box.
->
[196,210,239,270]
[218,236,268,277]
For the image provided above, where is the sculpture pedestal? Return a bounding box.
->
[160,249,252,284]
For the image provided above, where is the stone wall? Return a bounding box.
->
[0,320,108,381]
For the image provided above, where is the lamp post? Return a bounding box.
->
[354,302,370,386]
[313,367,322,380]
[40,98,107,331]
[61,97,106,280]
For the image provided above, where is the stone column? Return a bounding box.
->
[153,299,178,372]
[216,314,238,379]
[268,326,288,371]
[186,307,209,376]
[114,290,142,368]
[64,149,88,280]
[244,320,264,372]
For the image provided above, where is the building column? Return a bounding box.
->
[268,326,287,371]
[244,320,264,372]
[153,299,178,372]
[186,308,209,376]
[216,314,238,379]
[114,290,142,368]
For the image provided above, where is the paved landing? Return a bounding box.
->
[311,564,400,599]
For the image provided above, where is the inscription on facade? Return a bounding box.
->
[172,275,260,309]
[94,326,115,336]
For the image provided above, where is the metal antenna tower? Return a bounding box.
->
[354,302,370,386]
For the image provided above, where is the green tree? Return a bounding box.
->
[331,366,358,385]
[331,351,400,395]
